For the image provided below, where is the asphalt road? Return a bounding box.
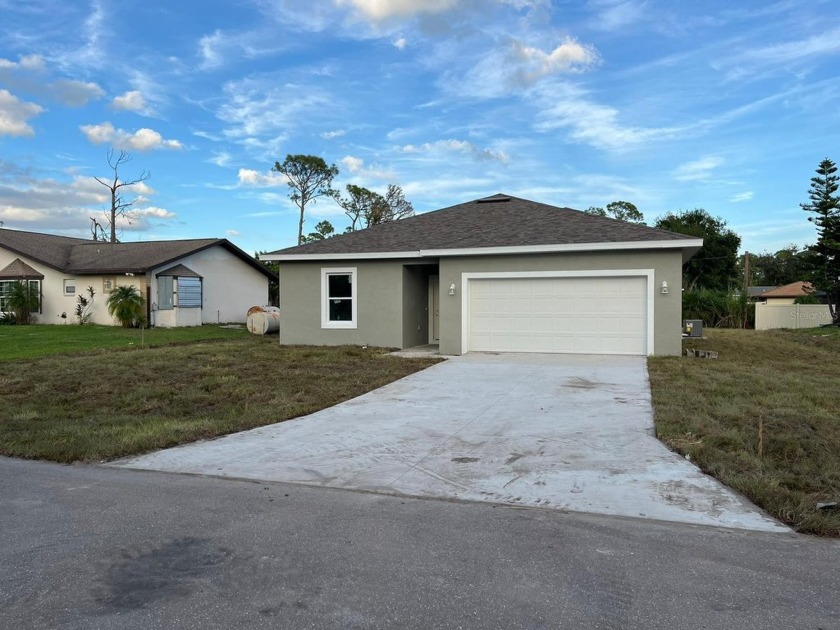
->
[1,457,838,630]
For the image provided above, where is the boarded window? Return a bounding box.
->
[177,277,202,308]
[157,276,174,310]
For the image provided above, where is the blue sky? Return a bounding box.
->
[1,0,839,256]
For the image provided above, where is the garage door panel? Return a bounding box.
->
[468,276,648,356]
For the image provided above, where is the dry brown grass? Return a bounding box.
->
[648,328,840,536]
[0,337,439,463]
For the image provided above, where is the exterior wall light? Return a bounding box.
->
[661,281,669,294]
[449,283,456,296]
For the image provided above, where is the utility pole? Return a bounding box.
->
[743,251,750,293]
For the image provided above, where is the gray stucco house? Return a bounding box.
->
[262,194,702,356]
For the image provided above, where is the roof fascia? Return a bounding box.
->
[265,239,705,262]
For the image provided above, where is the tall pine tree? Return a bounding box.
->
[801,158,840,324]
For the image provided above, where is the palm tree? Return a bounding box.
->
[106,285,144,327]
[6,280,40,324]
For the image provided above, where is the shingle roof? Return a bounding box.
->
[0,228,275,279]
[0,258,45,279]
[156,263,202,278]
[758,281,815,298]
[266,194,696,258]
[748,285,778,297]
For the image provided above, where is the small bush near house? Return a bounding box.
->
[5,280,40,325]
[106,285,144,327]
[682,289,753,328]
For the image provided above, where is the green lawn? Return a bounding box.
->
[0,324,247,362]
[0,336,439,462]
[648,328,840,536]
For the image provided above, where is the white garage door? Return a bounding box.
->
[467,276,648,355]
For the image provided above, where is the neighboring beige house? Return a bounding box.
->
[755,281,817,305]
[261,194,703,356]
[0,229,275,326]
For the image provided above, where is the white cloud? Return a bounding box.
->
[216,78,333,156]
[0,89,45,137]
[746,27,840,64]
[589,0,647,31]
[0,54,45,71]
[50,79,104,106]
[197,28,289,71]
[512,38,600,82]
[237,168,288,187]
[80,122,182,151]
[337,0,457,22]
[673,155,724,181]
[112,90,147,112]
[730,191,754,203]
[135,206,176,219]
[393,37,407,49]
[0,165,173,235]
[321,129,346,139]
[533,82,684,151]
[225,229,241,237]
[457,37,599,98]
[198,30,225,70]
[208,152,233,167]
[340,155,394,179]
[401,139,508,163]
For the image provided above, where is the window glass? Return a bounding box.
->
[328,296,353,321]
[63,279,75,295]
[328,274,352,298]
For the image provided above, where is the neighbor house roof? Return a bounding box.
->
[263,194,703,261]
[748,285,778,298]
[0,229,275,279]
[0,258,45,280]
[757,281,815,299]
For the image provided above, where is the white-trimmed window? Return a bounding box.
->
[63,279,76,295]
[0,280,41,313]
[321,267,357,329]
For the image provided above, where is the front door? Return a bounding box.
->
[428,275,440,343]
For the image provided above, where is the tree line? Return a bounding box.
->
[272,154,415,246]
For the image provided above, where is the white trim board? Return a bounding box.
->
[459,269,656,356]
[320,266,358,329]
[262,239,703,262]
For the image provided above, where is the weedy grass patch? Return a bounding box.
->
[0,337,439,462]
[648,328,840,536]
[0,324,247,362]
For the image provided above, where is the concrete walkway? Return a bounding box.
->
[113,353,788,532]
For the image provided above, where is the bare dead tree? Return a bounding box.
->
[89,216,108,241]
[93,148,150,243]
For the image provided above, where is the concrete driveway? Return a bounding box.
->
[113,353,787,532]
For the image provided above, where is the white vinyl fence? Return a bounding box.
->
[754,303,833,330]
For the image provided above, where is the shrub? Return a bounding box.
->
[683,289,753,328]
[6,280,40,325]
[106,285,144,327]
